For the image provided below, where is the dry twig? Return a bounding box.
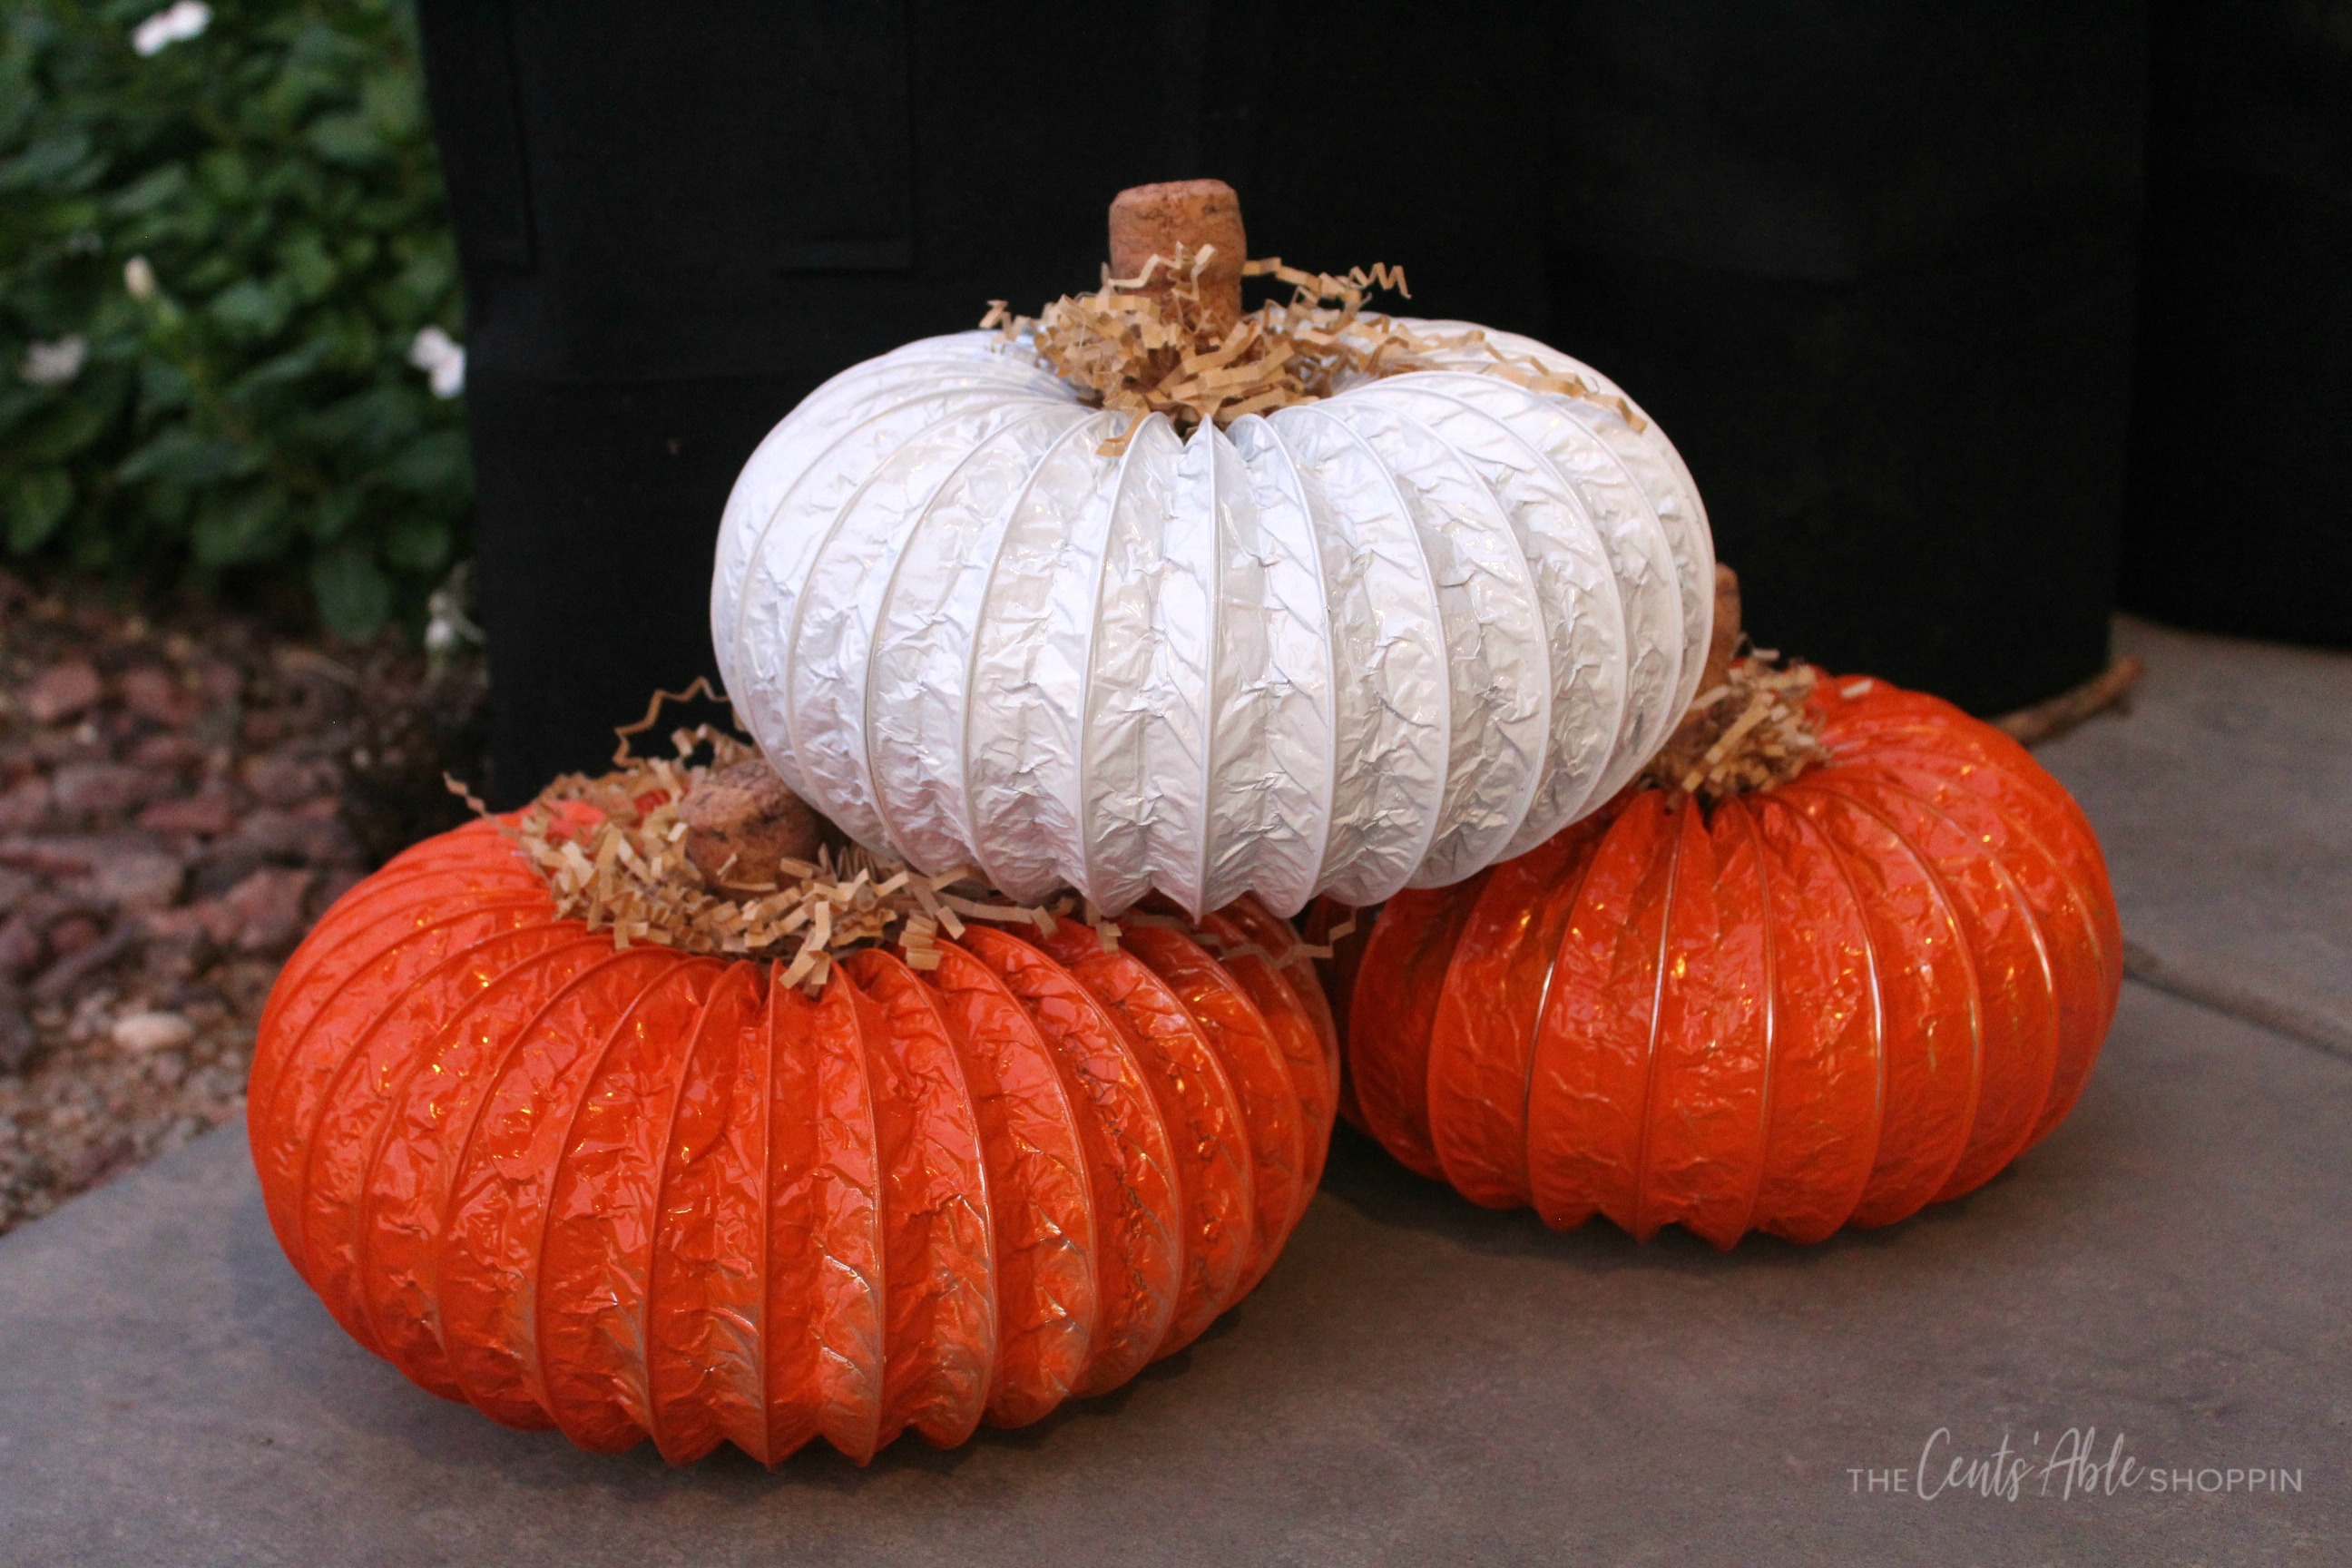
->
[1994,656,2146,747]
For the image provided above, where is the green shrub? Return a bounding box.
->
[0,0,466,640]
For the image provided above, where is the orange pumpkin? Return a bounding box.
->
[248,817,1336,1463]
[1341,672,2121,1247]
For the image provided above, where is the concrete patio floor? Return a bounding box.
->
[2038,616,2352,1058]
[3,615,2347,1566]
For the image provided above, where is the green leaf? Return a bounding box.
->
[274,229,338,300]
[307,306,379,371]
[283,19,364,77]
[0,384,43,441]
[307,487,360,543]
[41,195,101,236]
[208,278,292,339]
[0,73,35,151]
[5,468,73,553]
[379,428,468,495]
[143,482,193,531]
[17,383,122,463]
[306,112,382,166]
[138,358,194,417]
[384,244,455,316]
[107,162,191,217]
[0,0,471,636]
[117,427,251,486]
[0,130,93,194]
[228,338,329,404]
[196,147,253,203]
[191,485,291,566]
[385,515,449,573]
[359,71,422,141]
[310,542,390,640]
[308,385,418,457]
[180,252,238,295]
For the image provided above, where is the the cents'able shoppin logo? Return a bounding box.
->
[1848,1428,2307,1503]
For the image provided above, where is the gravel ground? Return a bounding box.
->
[0,573,484,1235]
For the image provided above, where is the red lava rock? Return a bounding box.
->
[222,866,316,955]
[192,899,241,946]
[137,792,238,838]
[0,778,52,833]
[129,734,207,770]
[301,816,359,867]
[0,581,491,1235]
[27,732,92,768]
[46,914,101,958]
[0,838,97,878]
[0,916,44,976]
[312,867,366,912]
[7,835,187,911]
[194,661,241,709]
[241,752,314,807]
[33,921,136,1002]
[0,995,32,1073]
[51,762,158,818]
[22,662,102,725]
[143,900,238,948]
[140,905,202,943]
[201,806,354,871]
[210,807,305,866]
[89,846,183,910]
[118,667,197,728]
[66,1133,136,1190]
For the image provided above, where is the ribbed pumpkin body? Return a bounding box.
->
[248,819,1337,1463]
[710,326,1715,916]
[1344,675,2121,1247]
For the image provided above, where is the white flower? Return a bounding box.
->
[131,1,211,57]
[18,336,88,387]
[123,256,157,301]
[424,562,482,662]
[407,326,466,399]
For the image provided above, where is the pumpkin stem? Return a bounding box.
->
[678,755,834,891]
[984,184,1642,456]
[1108,179,1249,339]
[476,727,1098,991]
[1638,565,1833,805]
[1697,562,1743,699]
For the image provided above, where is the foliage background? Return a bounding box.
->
[0,0,466,640]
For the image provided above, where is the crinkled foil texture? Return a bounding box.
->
[1341,675,2124,1248]
[712,327,1714,917]
[248,821,1343,1463]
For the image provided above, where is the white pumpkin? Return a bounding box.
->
[710,323,1712,918]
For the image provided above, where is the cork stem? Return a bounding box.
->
[1107,178,1248,339]
[1638,565,1834,804]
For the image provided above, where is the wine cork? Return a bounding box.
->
[681,755,829,890]
[1108,178,1247,338]
[1701,564,1742,694]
